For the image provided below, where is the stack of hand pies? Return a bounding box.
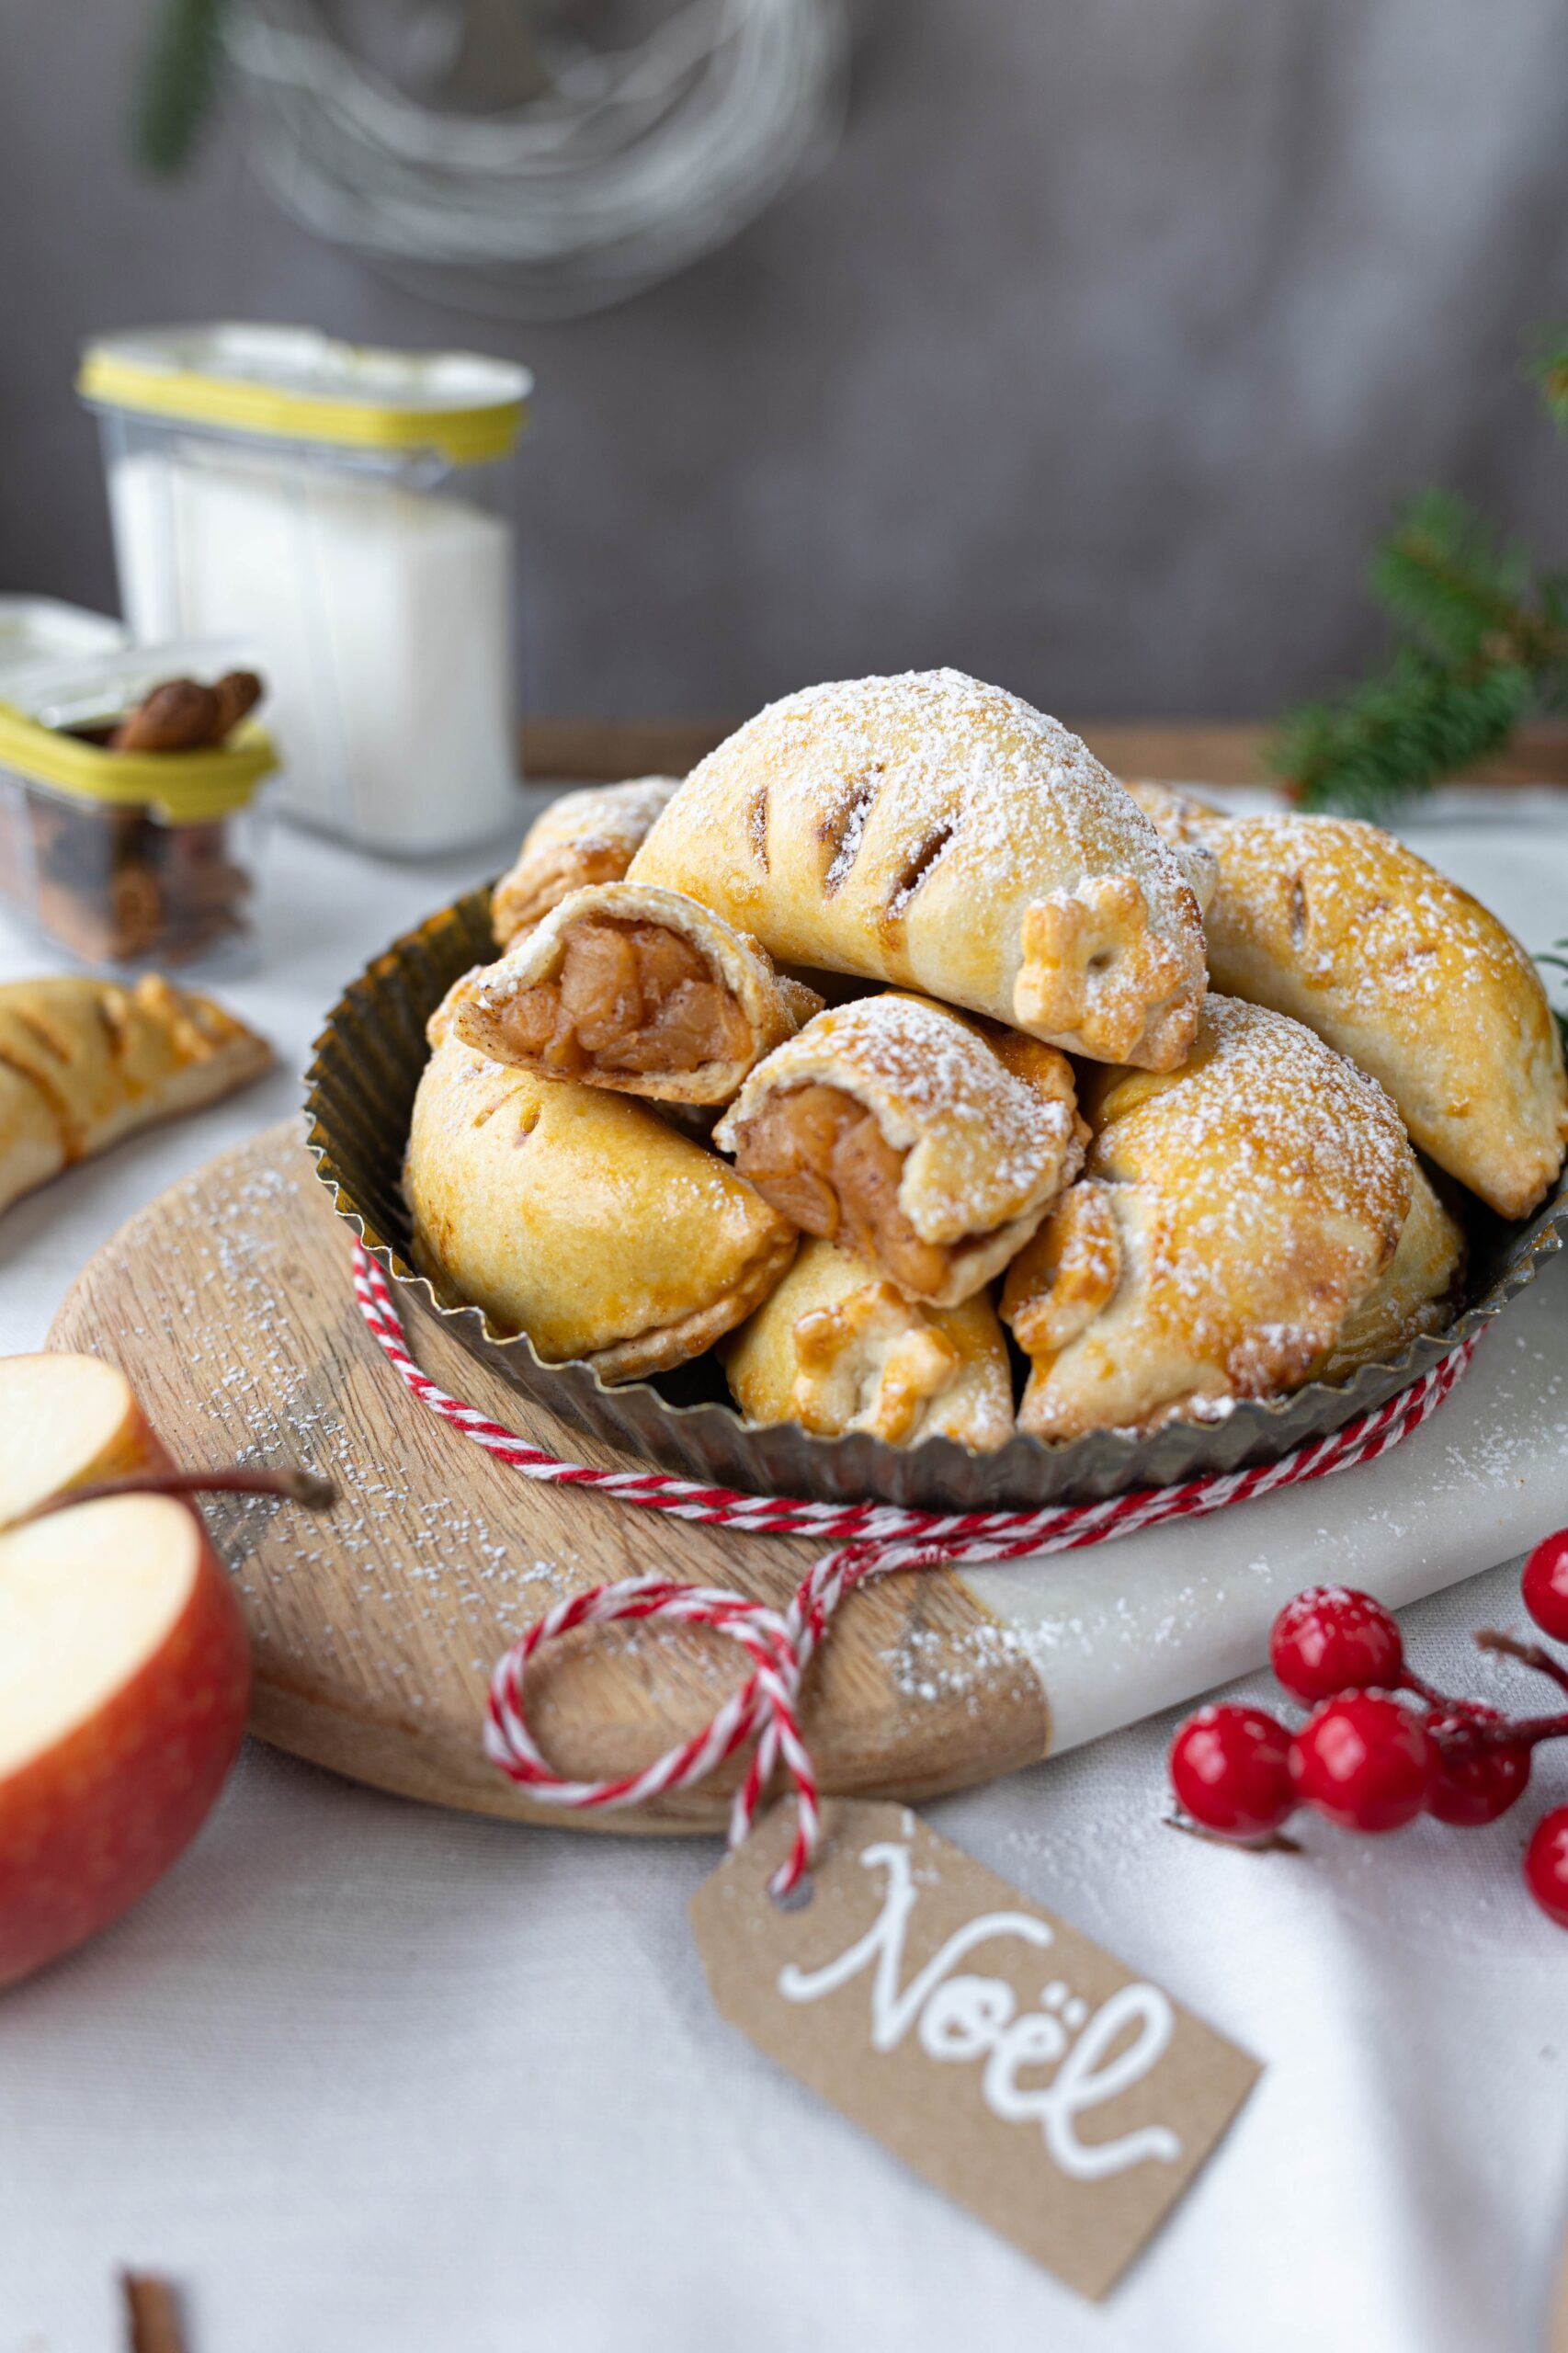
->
[404,671,1568,1454]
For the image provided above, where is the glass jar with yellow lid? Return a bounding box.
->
[78,324,531,858]
[0,645,277,970]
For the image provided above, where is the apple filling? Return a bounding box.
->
[728,1084,952,1297]
[494,918,753,1078]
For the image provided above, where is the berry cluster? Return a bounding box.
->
[1168,1528,1568,1927]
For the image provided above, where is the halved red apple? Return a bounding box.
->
[0,1355,250,1990]
[0,1350,174,1522]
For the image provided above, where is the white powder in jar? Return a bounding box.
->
[108,442,520,856]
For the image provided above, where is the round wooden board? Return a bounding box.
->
[47,1123,1049,1831]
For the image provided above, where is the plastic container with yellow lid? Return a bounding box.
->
[79,324,532,857]
[0,643,278,971]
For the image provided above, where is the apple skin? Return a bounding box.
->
[0,1513,251,1991]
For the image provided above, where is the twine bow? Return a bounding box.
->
[352,1242,1477,1895]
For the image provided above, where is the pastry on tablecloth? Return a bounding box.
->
[450,882,821,1106]
[404,1032,797,1381]
[720,1236,1014,1449]
[630,670,1208,1069]
[491,777,681,948]
[714,990,1084,1308]
[0,974,269,1217]
[1000,995,1424,1438]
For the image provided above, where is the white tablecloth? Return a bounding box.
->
[3,795,1568,2353]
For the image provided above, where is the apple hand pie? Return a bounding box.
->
[0,974,270,1217]
[714,990,1084,1308]
[1120,780,1221,912]
[1185,812,1568,1220]
[720,1237,1014,1450]
[405,1035,797,1381]
[630,670,1207,1069]
[1312,1164,1466,1384]
[491,776,680,949]
[1001,995,1419,1438]
[449,882,821,1107]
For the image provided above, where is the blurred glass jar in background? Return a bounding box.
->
[79,324,530,857]
[0,644,276,972]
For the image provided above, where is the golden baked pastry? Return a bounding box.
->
[720,1237,1014,1450]
[1000,995,1416,1438]
[1312,1165,1466,1383]
[714,991,1084,1308]
[630,671,1207,1069]
[1120,781,1221,911]
[449,881,822,1106]
[405,1035,797,1381]
[1193,813,1568,1219]
[492,777,680,948]
[0,974,270,1217]
[1122,779,1225,838]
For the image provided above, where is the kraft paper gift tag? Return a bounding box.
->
[691,1800,1261,2301]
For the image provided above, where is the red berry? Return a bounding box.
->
[1269,1585,1403,1704]
[1288,1691,1437,1832]
[1522,1530,1568,1644]
[1524,1808,1568,1927]
[1424,1703,1531,1826]
[1170,1704,1294,1839]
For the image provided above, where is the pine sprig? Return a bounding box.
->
[132,0,226,178]
[1371,491,1536,665]
[1269,327,1568,814]
[1528,329,1568,431]
[1273,654,1533,820]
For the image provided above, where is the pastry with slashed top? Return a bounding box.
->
[1167,811,1567,1221]
[715,990,1084,1309]
[630,671,1208,1070]
[0,973,269,1218]
[1000,996,1422,1438]
[720,1236,1015,1450]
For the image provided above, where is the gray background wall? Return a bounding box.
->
[3,0,1566,721]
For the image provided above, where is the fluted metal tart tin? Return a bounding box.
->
[304,887,1568,1512]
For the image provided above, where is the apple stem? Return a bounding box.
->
[18,1464,336,1524]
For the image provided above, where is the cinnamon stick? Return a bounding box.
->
[120,2271,187,2353]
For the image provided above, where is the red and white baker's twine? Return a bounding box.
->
[351,1241,1478,1895]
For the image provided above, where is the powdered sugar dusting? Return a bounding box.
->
[1215,813,1545,1011]
[760,669,1189,897]
[81,1158,573,1679]
[1070,996,1415,1405]
[1095,995,1410,1231]
[525,776,681,859]
[723,990,1081,1232]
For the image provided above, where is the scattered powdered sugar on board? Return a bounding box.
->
[95,1160,572,1672]
[881,1618,1039,1715]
